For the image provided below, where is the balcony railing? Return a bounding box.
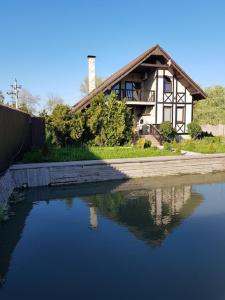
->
[112,89,155,103]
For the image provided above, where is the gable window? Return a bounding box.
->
[112,82,121,99]
[164,76,172,93]
[125,81,141,101]
[176,107,185,123]
[163,106,172,122]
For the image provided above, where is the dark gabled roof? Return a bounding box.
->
[73,44,206,111]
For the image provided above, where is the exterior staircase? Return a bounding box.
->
[141,135,162,148]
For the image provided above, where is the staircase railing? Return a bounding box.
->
[149,124,164,145]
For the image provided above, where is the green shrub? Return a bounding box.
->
[41,93,134,147]
[193,86,225,125]
[202,136,222,143]
[41,104,85,147]
[159,122,176,141]
[136,138,152,148]
[86,92,133,146]
[187,122,202,139]
[163,142,172,151]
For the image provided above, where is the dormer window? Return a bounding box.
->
[164,76,172,93]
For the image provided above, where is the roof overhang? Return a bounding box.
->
[73,45,206,111]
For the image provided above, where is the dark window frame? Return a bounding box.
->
[176,106,185,124]
[163,76,173,93]
[163,106,173,122]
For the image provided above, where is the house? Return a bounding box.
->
[73,45,206,140]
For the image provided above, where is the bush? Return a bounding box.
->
[136,138,152,148]
[86,92,133,146]
[159,122,176,141]
[41,105,85,147]
[41,93,134,147]
[163,142,172,151]
[187,121,202,139]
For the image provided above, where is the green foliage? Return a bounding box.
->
[172,137,225,154]
[194,86,225,125]
[41,93,133,147]
[86,92,133,146]
[159,122,176,141]
[21,146,177,163]
[136,138,152,148]
[43,104,85,147]
[163,142,172,151]
[187,121,202,139]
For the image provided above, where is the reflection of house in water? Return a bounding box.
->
[89,206,98,230]
[0,174,209,287]
[151,186,192,226]
[85,185,202,246]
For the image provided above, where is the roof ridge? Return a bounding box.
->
[73,44,206,111]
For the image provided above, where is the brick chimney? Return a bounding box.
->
[87,55,96,93]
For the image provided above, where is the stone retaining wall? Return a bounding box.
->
[0,171,15,207]
[1,153,225,205]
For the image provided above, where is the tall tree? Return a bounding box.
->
[194,86,225,125]
[0,90,4,104]
[18,88,40,114]
[80,76,104,96]
[45,93,64,114]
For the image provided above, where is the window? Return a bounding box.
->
[112,82,121,99]
[164,76,172,93]
[125,81,141,100]
[163,106,172,122]
[176,107,185,123]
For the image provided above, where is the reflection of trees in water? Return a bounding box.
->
[0,200,33,287]
[63,198,74,209]
[86,185,203,246]
[0,180,204,287]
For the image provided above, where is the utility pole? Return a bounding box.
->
[7,79,22,109]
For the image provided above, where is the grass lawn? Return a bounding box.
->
[173,137,225,154]
[20,146,177,163]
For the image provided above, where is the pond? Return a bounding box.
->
[1,173,225,300]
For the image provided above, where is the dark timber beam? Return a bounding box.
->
[140,63,169,69]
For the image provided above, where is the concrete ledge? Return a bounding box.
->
[8,153,225,188]
[1,153,225,204]
[0,171,14,207]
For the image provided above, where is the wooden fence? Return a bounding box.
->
[0,104,45,174]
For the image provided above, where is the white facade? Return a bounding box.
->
[119,68,194,134]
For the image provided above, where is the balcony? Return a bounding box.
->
[113,89,156,104]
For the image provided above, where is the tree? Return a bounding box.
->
[18,88,40,114]
[43,93,133,147]
[80,76,104,96]
[45,93,64,114]
[86,92,133,146]
[194,86,225,125]
[0,90,4,104]
[47,104,85,147]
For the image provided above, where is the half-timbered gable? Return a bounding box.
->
[73,45,206,137]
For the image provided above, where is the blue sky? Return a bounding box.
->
[0,0,225,109]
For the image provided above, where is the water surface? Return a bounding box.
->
[1,173,225,300]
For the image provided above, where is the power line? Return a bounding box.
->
[7,79,22,109]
